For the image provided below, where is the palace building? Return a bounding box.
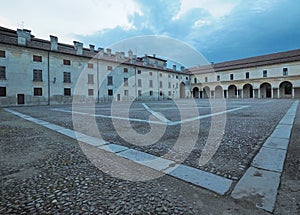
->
[0,26,299,107]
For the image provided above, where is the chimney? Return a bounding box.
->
[131,55,137,64]
[153,54,156,58]
[128,50,133,59]
[180,66,185,71]
[106,48,112,56]
[143,54,148,66]
[17,29,31,46]
[98,47,104,58]
[73,41,83,55]
[115,52,121,61]
[89,44,95,53]
[120,52,125,59]
[50,35,58,51]
[173,65,177,71]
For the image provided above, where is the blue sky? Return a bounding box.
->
[1,0,300,65]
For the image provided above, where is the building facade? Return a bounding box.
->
[189,49,300,99]
[0,27,190,106]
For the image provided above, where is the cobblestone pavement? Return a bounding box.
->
[0,107,268,214]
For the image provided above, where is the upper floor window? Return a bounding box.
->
[124,68,128,73]
[194,78,197,83]
[107,66,113,70]
[160,73,162,77]
[108,89,113,96]
[63,59,71,66]
[149,71,153,76]
[138,79,142,87]
[0,50,6,58]
[107,76,113,85]
[34,87,42,96]
[186,77,189,80]
[0,66,6,79]
[88,89,94,96]
[160,81,163,88]
[33,55,42,62]
[217,75,220,81]
[124,78,128,86]
[149,80,153,88]
[137,70,141,74]
[230,74,234,80]
[88,63,94,69]
[246,72,250,79]
[0,87,6,97]
[33,69,43,82]
[88,74,94,84]
[283,68,288,76]
[263,70,268,77]
[64,88,71,96]
[205,77,208,82]
[168,82,171,88]
[63,72,71,83]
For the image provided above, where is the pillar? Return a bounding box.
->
[271,87,273,98]
[292,88,295,98]
[241,89,244,99]
[253,89,256,98]
[258,89,261,99]
[277,88,280,99]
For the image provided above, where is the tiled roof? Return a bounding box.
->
[186,49,300,74]
[0,26,188,74]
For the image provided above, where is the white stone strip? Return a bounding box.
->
[142,103,171,123]
[231,101,299,212]
[5,108,233,196]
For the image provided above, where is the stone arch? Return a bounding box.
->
[203,86,210,98]
[279,81,292,98]
[215,85,223,98]
[228,85,237,98]
[180,82,186,99]
[243,84,253,98]
[260,82,272,98]
[192,87,199,98]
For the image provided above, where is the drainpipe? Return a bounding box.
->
[97,57,100,103]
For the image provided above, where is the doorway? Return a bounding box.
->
[17,94,25,105]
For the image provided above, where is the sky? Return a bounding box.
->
[1,0,300,65]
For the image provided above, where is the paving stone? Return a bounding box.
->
[77,135,108,146]
[263,137,289,150]
[118,149,158,161]
[167,164,233,195]
[98,144,129,153]
[279,115,295,125]
[231,167,281,213]
[252,146,286,172]
[43,123,65,131]
[56,129,86,139]
[270,125,292,139]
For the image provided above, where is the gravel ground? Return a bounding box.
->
[9,99,294,180]
[0,108,269,214]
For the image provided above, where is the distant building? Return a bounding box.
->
[0,26,299,107]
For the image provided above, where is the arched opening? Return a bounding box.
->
[260,82,272,98]
[243,84,253,98]
[228,85,237,98]
[279,81,292,98]
[192,87,199,98]
[203,86,210,98]
[180,82,186,99]
[215,85,223,98]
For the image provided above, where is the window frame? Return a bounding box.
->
[33,69,43,82]
[33,87,43,96]
[63,72,71,83]
[0,66,6,80]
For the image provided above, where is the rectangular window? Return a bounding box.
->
[168,74,171,78]
[160,91,163,96]
[88,63,94,69]
[124,68,128,73]
[160,73,162,77]
[149,80,153,88]
[64,88,71,96]
[186,77,189,80]
[0,87,6,97]
[107,76,113,85]
[107,66,112,70]
[33,55,42,62]
[194,78,197,83]
[149,72,153,76]
[150,91,153,96]
[34,88,42,96]
[124,90,128,96]
[283,68,288,76]
[176,75,178,79]
[108,89,113,96]
[160,81,163,88]
[88,74,94,84]
[137,70,141,74]
[63,59,71,65]
[246,72,250,79]
[0,66,6,79]
[168,82,171,88]
[217,75,220,81]
[263,70,267,77]
[205,77,208,82]
[230,74,234,80]
[88,89,94,96]
[176,83,178,88]
[124,78,128,86]
[138,79,142,87]
[0,50,6,58]
[63,72,71,83]
[33,69,43,82]
[168,91,171,96]
[138,90,142,96]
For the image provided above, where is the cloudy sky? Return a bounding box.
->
[1,0,300,65]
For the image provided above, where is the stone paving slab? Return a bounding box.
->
[270,126,292,139]
[279,115,295,125]
[231,167,281,213]
[251,146,286,172]
[263,137,289,150]
[118,149,176,171]
[77,135,108,146]
[167,164,233,195]
[56,129,86,139]
[98,144,129,153]
[43,123,65,131]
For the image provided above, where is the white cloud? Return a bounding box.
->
[0,0,142,43]
[174,0,240,19]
